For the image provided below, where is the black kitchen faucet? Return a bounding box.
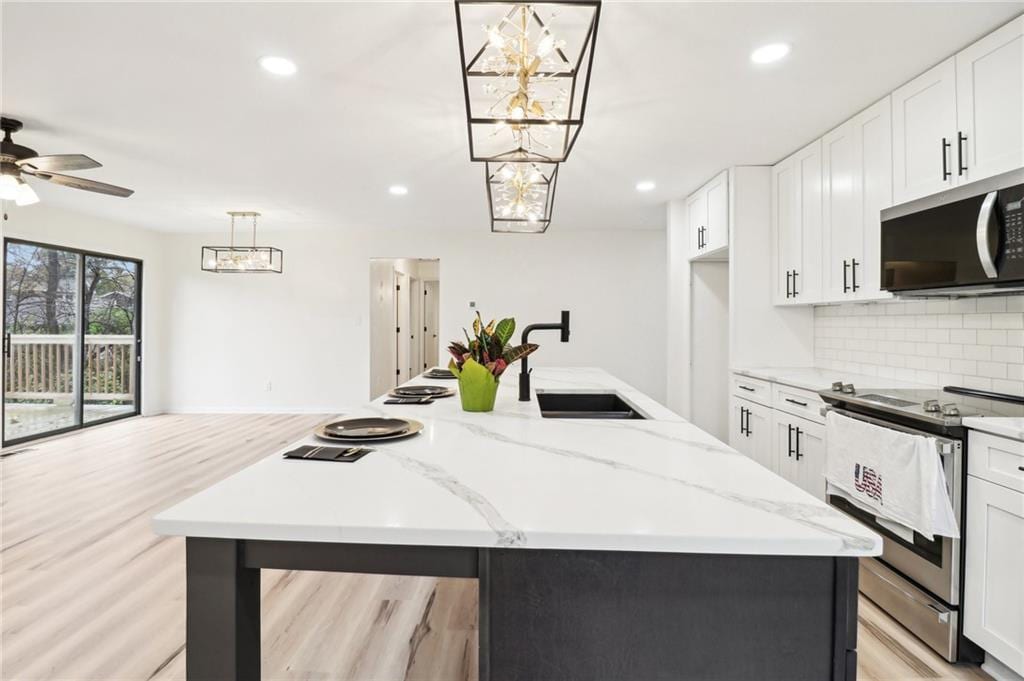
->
[519,310,571,401]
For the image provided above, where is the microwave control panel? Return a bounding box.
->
[1003,187,1024,275]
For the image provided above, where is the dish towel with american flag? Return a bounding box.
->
[824,411,959,540]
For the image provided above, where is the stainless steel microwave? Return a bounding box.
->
[881,168,1024,296]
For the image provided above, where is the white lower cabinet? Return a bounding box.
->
[965,431,1024,677]
[729,396,774,471]
[771,411,827,501]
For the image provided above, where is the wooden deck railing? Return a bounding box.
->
[3,334,135,402]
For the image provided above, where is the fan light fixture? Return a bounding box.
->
[202,211,283,273]
[485,149,558,233]
[455,0,600,163]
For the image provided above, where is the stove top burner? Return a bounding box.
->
[858,394,918,408]
[819,383,1024,429]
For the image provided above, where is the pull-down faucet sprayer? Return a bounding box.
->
[518,310,571,401]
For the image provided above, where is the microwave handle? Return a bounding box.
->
[976,191,999,279]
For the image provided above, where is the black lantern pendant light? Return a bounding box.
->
[455,0,601,164]
[485,148,558,233]
[201,211,283,273]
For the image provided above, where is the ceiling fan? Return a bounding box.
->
[0,116,134,206]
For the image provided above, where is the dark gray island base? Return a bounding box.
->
[186,537,859,681]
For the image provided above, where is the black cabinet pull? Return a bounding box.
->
[792,270,799,297]
[851,258,860,292]
[787,424,794,458]
[738,385,755,392]
[785,397,808,407]
[739,407,746,435]
[842,260,850,293]
[957,132,967,176]
[2,333,9,358]
[942,137,951,180]
[795,428,803,460]
[786,270,792,298]
[745,409,752,436]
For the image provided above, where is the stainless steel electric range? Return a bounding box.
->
[818,383,1024,663]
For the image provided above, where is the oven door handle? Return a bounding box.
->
[820,405,958,455]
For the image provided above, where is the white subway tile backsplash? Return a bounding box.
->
[814,296,1024,390]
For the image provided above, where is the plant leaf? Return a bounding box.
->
[494,318,515,346]
[502,343,539,364]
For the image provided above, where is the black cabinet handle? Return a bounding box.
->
[738,385,755,392]
[787,424,794,458]
[957,132,967,176]
[795,427,803,461]
[2,333,9,358]
[842,260,850,293]
[851,258,860,292]
[792,270,799,297]
[942,137,951,180]
[739,406,746,435]
[745,409,752,436]
[786,270,792,298]
[785,398,808,407]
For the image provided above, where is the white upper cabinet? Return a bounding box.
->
[956,16,1024,184]
[688,170,729,260]
[822,97,893,302]
[772,141,821,305]
[892,58,957,204]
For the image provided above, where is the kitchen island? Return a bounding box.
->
[153,367,881,681]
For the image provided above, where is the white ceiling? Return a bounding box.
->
[3,1,1022,233]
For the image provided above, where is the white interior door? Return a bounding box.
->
[956,16,1024,184]
[423,280,440,369]
[409,277,422,377]
[892,57,957,204]
[394,271,410,384]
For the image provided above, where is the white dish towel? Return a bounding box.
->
[825,411,959,540]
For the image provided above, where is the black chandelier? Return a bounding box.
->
[201,211,283,273]
[455,0,601,164]
[485,148,559,233]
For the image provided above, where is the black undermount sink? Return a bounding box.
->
[535,392,646,420]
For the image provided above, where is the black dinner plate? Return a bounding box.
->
[321,417,410,439]
[391,385,454,398]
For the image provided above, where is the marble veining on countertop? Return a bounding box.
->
[153,367,881,557]
[733,366,932,393]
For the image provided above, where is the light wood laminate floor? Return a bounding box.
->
[0,414,992,681]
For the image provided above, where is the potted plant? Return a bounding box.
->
[448,314,538,412]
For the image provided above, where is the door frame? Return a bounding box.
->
[2,237,143,447]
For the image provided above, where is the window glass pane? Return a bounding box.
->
[83,256,138,423]
[4,242,81,441]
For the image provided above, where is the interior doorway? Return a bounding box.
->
[368,258,440,399]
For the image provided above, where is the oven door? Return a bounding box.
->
[823,406,963,605]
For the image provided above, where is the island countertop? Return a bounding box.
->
[152,367,881,557]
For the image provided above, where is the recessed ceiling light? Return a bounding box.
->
[259,56,297,76]
[636,180,656,192]
[750,43,790,65]
[388,185,409,196]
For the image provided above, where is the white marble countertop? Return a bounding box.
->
[963,417,1024,442]
[733,366,931,393]
[153,367,881,557]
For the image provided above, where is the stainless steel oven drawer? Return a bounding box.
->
[859,557,958,662]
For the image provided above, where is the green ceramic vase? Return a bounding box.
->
[450,358,499,412]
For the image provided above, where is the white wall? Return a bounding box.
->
[815,296,1024,394]
[1,203,168,414]
[160,227,666,412]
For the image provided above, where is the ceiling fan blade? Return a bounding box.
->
[31,171,134,197]
[17,154,101,173]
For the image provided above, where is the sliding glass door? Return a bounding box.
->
[3,239,141,445]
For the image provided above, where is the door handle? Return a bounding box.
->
[941,137,951,180]
[787,424,794,458]
[794,427,803,461]
[851,258,860,292]
[957,132,967,176]
[842,260,850,293]
[976,191,999,279]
